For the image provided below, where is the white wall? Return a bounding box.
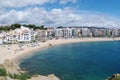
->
[0,39,3,44]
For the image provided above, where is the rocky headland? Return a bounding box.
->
[106,74,120,80]
[0,59,60,80]
[0,60,120,80]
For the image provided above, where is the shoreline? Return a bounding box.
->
[0,37,120,65]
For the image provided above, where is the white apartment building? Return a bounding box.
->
[0,34,4,44]
[55,28,63,38]
[15,26,35,42]
[81,28,91,37]
[112,28,119,37]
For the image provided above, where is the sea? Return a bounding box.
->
[20,41,120,80]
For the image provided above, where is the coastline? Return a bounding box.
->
[0,37,120,65]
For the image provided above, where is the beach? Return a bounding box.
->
[0,37,120,65]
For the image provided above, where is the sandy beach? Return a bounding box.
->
[0,37,120,65]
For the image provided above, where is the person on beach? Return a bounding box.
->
[8,47,10,54]
[14,49,16,54]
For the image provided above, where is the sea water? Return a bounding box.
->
[20,41,120,80]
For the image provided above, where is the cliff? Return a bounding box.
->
[28,74,60,80]
[106,74,120,80]
[0,59,60,80]
[2,59,23,75]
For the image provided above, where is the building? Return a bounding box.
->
[112,28,119,37]
[81,28,91,37]
[0,34,4,44]
[15,26,35,42]
[46,28,55,39]
[54,28,63,38]
[35,29,47,41]
[72,28,82,38]
[105,28,112,37]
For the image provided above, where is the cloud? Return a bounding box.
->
[0,0,78,9]
[0,0,55,8]
[0,7,119,28]
[59,0,77,4]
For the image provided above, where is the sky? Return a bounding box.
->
[0,0,120,28]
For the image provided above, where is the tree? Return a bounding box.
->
[40,25,44,28]
[10,23,21,30]
[0,68,7,76]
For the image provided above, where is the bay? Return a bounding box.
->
[20,41,120,80]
